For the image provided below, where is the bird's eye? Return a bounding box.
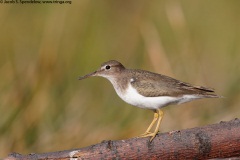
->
[105,65,111,70]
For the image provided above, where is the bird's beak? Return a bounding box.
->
[78,71,97,80]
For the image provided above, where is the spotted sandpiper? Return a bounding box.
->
[79,60,221,142]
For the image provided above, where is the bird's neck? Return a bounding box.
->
[105,73,129,96]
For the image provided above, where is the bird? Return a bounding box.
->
[78,60,221,142]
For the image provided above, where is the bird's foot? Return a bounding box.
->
[138,131,159,142]
[138,131,152,137]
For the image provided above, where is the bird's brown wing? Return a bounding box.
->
[130,70,219,98]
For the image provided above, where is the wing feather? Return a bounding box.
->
[129,70,218,98]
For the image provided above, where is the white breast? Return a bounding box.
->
[118,84,182,109]
[107,77,200,110]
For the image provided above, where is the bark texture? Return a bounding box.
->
[4,118,240,160]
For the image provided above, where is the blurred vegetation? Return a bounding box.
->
[0,0,240,157]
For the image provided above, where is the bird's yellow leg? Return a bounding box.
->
[149,109,164,142]
[139,111,159,137]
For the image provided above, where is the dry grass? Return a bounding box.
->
[0,0,240,157]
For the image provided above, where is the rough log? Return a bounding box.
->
[4,118,240,160]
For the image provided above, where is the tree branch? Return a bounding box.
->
[4,118,240,160]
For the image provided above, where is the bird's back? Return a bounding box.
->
[126,69,220,98]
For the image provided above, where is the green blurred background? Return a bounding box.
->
[0,0,240,157]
